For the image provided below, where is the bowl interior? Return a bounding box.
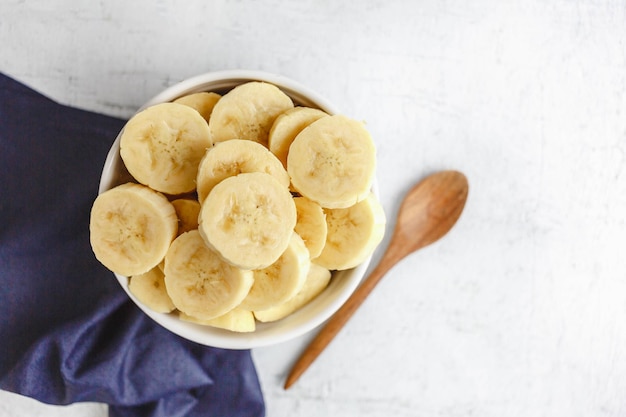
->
[99,70,374,349]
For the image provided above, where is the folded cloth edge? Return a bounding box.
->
[0,71,266,417]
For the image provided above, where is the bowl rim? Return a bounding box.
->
[99,69,375,349]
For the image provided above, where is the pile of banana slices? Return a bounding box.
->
[89,81,386,332]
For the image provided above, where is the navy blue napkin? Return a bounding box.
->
[0,73,265,417]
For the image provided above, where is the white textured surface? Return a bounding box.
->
[2,0,626,416]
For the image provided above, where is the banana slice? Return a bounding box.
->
[164,230,254,321]
[254,263,332,323]
[173,91,221,123]
[196,139,290,204]
[170,198,201,234]
[179,308,256,333]
[157,259,165,273]
[294,196,327,259]
[120,102,212,195]
[239,233,310,311]
[129,266,176,313]
[268,107,327,167]
[90,182,178,276]
[208,81,294,146]
[287,115,376,209]
[198,172,297,270]
[315,193,386,271]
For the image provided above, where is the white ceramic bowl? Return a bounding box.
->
[98,70,375,349]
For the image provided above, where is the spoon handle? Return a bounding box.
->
[284,255,395,389]
[284,171,468,389]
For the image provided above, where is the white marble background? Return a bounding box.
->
[2,0,626,416]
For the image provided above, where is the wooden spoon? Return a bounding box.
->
[284,170,469,389]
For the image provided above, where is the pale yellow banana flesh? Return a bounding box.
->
[179,308,256,333]
[89,182,178,276]
[254,263,332,323]
[268,106,327,168]
[239,233,310,311]
[314,193,386,271]
[287,115,376,209]
[293,196,327,259]
[170,198,201,235]
[209,81,294,146]
[91,81,389,332]
[198,172,297,270]
[164,230,254,320]
[120,102,212,195]
[129,266,176,313]
[196,139,290,204]
[173,91,221,123]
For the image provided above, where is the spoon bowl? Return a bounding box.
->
[284,170,469,389]
[384,170,469,266]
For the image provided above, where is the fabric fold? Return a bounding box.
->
[0,72,265,417]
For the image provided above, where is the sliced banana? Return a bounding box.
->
[170,198,201,235]
[254,263,332,323]
[294,196,327,259]
[89,182,178,276]
[315,193,386,271]
[198,172,297,270]
[173,91,221,123]
[208,81,294,146]
[120,102,212,195]
[129,266,176,313]
[196,139,290,204]
[164,230,254,321]
[239,233,310,311]
[268,107,327,168]
[179,308,256,333]
[287,115,376,209]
